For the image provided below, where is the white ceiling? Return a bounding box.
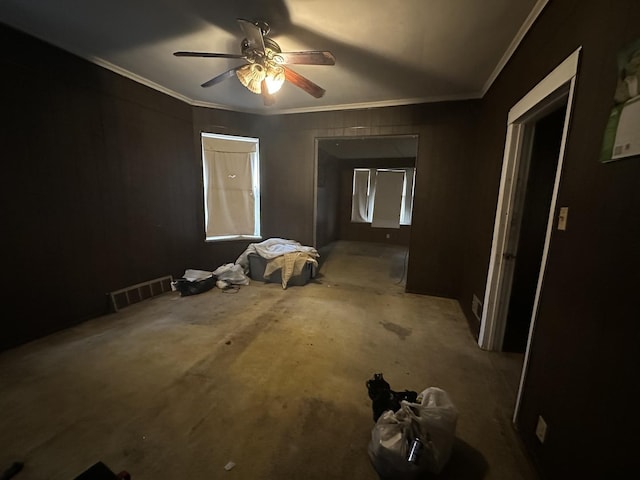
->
[0,0,546,115]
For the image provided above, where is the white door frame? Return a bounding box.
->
[478,46,582,419]
[478,47,582,423]
[479,47,581,351]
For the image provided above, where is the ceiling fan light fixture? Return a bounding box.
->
[264,65,285,94]
[237,62,284,96]
[236,63,266,94]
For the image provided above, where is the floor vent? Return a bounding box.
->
[472,294,483,322]
[109,275,173,312]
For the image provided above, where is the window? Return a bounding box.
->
[201,133,260,241]
[351,169,372,223]
[350,168,415,227]
[400,168,415,225]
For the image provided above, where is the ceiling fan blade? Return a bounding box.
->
[201,67,242,88]
[284,67,326,98]
[278,51,336,65]
[174,51,246,60]
[237,18,265,55]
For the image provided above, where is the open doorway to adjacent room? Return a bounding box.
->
[501,105,567,353]
[479,48,581,422]
[486,103,568,410]
[313,135,418,287]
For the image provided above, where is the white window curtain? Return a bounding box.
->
[400,168,415,225]
[366,168,377,223]
[350,167,415,226]
[351,169,370,223]
[202,135,258,238]
[371,170,405,229]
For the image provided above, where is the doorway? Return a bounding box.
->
[502,106,566,352]
[477,48,582,421]
[313,135,418,289]
[480,48,581,353]
[313,135,418,249]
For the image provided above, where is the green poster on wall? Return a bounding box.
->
[600,38,640,163]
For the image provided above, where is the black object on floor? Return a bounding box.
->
[74,462,130,480]
[1,462,23,480]
[366,372,418,421]
[172,276,216,296]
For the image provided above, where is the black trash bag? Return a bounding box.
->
[366,373,418,422]
[172,275,216,296]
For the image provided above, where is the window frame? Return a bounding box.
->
[201,132,261,242]
[350,167,415,226]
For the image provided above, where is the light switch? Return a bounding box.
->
[536,415,548,443]
[558,207,569,230]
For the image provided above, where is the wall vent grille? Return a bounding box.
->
[472,294,483,322]
[109,275,173,312]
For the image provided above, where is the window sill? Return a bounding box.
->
[205,235,262,243]
[349,222,412,226]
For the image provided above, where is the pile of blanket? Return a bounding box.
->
[236,238,319,289]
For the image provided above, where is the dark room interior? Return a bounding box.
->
[1,1,639,479]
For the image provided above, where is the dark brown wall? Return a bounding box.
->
[0,25,197,350]
[462,1,640,477]
[316,150,341,249]
[406,102,479,297]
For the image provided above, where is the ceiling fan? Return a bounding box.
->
[174,19,335,105]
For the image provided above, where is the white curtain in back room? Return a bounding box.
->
[351,169,370,222]
[371,170,405,228]
[400,168,415,225]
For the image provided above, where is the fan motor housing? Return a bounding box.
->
[242,36,282,63]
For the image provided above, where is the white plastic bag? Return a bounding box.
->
[368,410,416,479]
[213,263,250,285]
[181,269,213,282]
[368,387,458,477]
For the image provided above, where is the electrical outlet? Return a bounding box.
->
[535,415,547,443]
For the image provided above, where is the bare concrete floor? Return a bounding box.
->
[0,241,536,479]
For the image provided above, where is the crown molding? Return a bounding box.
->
[481,0,549,96]
[87,56,194,105]
[256,92,483,115]
[94,57,483,114]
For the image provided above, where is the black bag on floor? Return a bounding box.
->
[366,373,418,422]
[172,276,216,296]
